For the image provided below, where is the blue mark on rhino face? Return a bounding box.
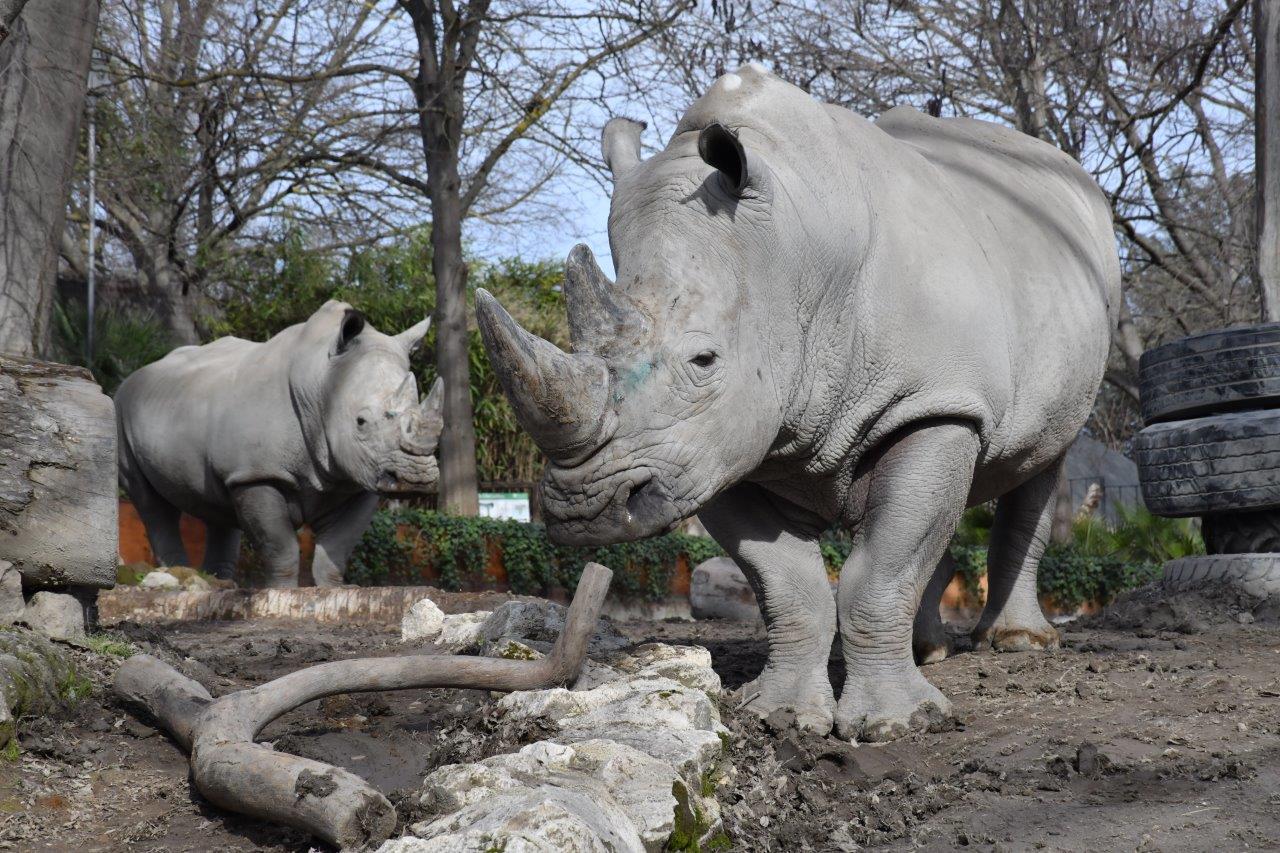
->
[612,359,655,402]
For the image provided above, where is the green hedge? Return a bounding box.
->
[946,544,1160,610]
[348,506,1174,608]
[348,508,724,601]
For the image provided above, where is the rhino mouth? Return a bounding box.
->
[541,463,687,545]
[375,454,439,495]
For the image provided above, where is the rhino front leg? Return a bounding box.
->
[699,484,837,734]
[231,484,300,588]
[972,457,1062,652]
[835,420,978,742]
[310,492,379,587]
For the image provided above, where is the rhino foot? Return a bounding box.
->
[736,667,835,735]
[913,639,950,665]
[835,670,954,743]
[974,623,1061,653]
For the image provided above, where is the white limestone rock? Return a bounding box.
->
[434,611,490,649]
[500,675,722,734]
[20,591,85,641]
[604,643,722,698]
[555,725,725,785]
[408,786,644,853]
[400,597,445,643]
[140,570,181,590]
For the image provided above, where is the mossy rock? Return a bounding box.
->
[0,627,77,749]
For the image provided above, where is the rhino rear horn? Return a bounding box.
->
[563,244,640,352]
[475,289,610,463]
[395,316,432,355]
[601,117,646,181]
[421,376,444,420]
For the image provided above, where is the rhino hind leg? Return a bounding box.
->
[971,458,1063,653]
[699,484,837,734]
[201,525,242,582]
[913,552,957,665]
[232,484,301,588]
[310,492,379,587]
[834,420,979,742]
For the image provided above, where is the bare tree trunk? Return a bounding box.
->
[430,164,481,515]
[0,356,117,588]
[0,0,99,357]
[1259,0,1280,321]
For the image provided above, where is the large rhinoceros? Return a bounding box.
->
[477,65,1119,741]
[117,301,444,587]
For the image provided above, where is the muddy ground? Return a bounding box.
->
[2,583,1279,852]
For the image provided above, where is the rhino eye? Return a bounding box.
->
[690,351,718,369]
[356,416,368,427]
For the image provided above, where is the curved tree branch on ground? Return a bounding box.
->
[114,562,614,850]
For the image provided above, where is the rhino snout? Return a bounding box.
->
[541,466,681,545]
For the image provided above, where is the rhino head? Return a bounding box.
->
[298,302,444,495]
[478,99,800,544]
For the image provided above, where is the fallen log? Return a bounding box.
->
[114,562,613,850]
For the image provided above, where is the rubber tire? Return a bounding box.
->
[1162,554,1280,598]
[1139,322,1280,425]
[1202,510,1280,554]
[1135,410,1280,517]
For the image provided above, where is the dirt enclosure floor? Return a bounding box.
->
[2,583,1279,852]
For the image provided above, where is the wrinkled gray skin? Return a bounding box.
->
[117,301,444,587]
[478,66,1119,742]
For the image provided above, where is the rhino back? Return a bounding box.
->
[117,333,303,518]
[873,107,1119,481]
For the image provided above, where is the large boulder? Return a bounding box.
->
[689,557,762,624]
[479,600,628,652]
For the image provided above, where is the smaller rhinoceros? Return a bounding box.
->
[116,301,444,587]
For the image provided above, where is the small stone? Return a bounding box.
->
[434,611,490,649]
[0,561,23,626]
[183,575,211,592]
[401,598,445,643]
[1074,741,1104,776]
[20,592,85,641]
[1237,722,1248,733]
[140,570,181,590]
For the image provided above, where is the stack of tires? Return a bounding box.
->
[1135,322,1280,598]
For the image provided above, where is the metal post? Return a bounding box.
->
[86,101,95,362]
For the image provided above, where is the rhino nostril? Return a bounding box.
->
[625,477,660,523]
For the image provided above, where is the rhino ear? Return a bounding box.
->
[697,122,749,195]
[602,117,646,183]
[395,316,432,355]
[336,309,365,354]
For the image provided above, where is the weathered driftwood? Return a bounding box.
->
[0,356,117,587]
[114,562,613,850]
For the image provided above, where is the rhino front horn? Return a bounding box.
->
[564,244,640,352]
[475,289,611,464]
